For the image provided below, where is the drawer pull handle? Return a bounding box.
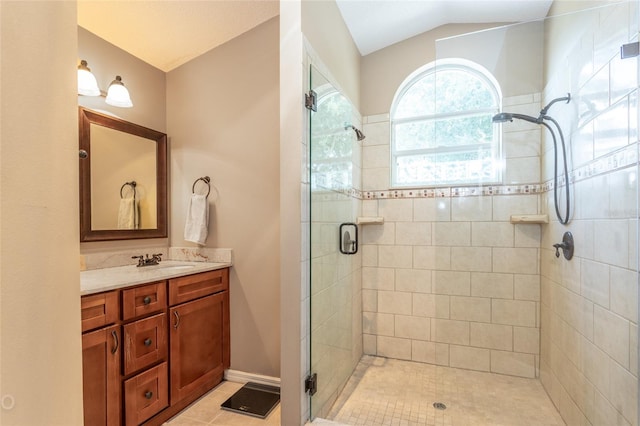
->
[111,330,119,355]
[143,338,152,347]
[173,311,180,329]
[144,391,153,400]
[143,296,152,305]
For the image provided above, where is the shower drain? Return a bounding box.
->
[433,402,447,410]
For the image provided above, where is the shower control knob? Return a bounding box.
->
[553,232,574,260]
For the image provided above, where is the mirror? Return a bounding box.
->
[79,107,167,241]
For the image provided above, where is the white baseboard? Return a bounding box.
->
[224,369,281,388]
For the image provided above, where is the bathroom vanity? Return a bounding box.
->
[80,262,231,426]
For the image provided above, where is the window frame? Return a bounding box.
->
[390,59,503,188]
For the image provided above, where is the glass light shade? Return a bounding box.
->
[105,76,133,108]
[77,60,101,96]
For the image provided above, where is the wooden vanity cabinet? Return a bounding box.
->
[81,268,230,426]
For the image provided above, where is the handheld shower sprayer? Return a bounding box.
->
[492,93,572,225]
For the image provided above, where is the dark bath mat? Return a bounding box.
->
[221,382,280,419]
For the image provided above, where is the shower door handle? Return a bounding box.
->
[339,223,358,255]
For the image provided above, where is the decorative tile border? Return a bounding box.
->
[361,184,544,199]
[313,142,638,201]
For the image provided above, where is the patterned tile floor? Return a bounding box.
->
[164,381,280,426]
[324,356,565,426]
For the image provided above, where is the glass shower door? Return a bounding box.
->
[308,64,359,420]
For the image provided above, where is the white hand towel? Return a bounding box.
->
[117,196,138,229]
[184,194,209,245]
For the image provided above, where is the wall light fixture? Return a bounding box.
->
[77,59,133,108]
[77,60,100,96]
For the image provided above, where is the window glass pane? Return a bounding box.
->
[395,149,496,186]
[394,73,435,119]
[434,69,496,114]
[394,120,435,151]
[391,59,501,187]
[434,114,494,148]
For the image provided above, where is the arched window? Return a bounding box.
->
[391,59,502,187]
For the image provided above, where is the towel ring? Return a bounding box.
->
[120,181,137,199]
[192,176,211,198]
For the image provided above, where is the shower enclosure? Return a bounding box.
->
[308,2,639,424]
[308,64,363,419]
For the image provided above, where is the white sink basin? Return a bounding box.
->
[150,264,196,271]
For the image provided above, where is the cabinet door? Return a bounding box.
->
[169,291,229,404]
[82,325,121,426]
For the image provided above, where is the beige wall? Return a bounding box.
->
[79,13,281,379]
[301,0,361,109]
[77,26,166,132]
[0,2,84,424]
[167,17,281,378]
[78,26,168,254]
[361,23,508,116]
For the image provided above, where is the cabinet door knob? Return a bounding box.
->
[144,391,153,400]
[143,296,152,305]
[143,338,152,347]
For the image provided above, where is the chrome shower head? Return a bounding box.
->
[345,124,366,141]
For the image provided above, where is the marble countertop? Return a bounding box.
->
[81,260,232,296]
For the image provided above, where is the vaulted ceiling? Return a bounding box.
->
[78,0,553,72]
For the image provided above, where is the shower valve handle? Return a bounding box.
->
[553,243,567,258]
[553,232,574,260]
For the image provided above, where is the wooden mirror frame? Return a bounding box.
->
[79,107,168,242]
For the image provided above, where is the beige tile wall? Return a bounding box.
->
[539,3,638,426]
[360,150,543,379]
[359,88,545,380]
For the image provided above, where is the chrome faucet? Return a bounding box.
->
[132,253,163,267]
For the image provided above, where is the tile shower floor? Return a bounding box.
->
[165,356,564,426]
[164,381,280,426]
[323,355,565,426]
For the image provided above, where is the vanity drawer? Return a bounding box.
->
[122,281,167,321]
[124,361,168,426]
[81,291,119,333]
[168,268,228,306]
[123,312,167,376]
